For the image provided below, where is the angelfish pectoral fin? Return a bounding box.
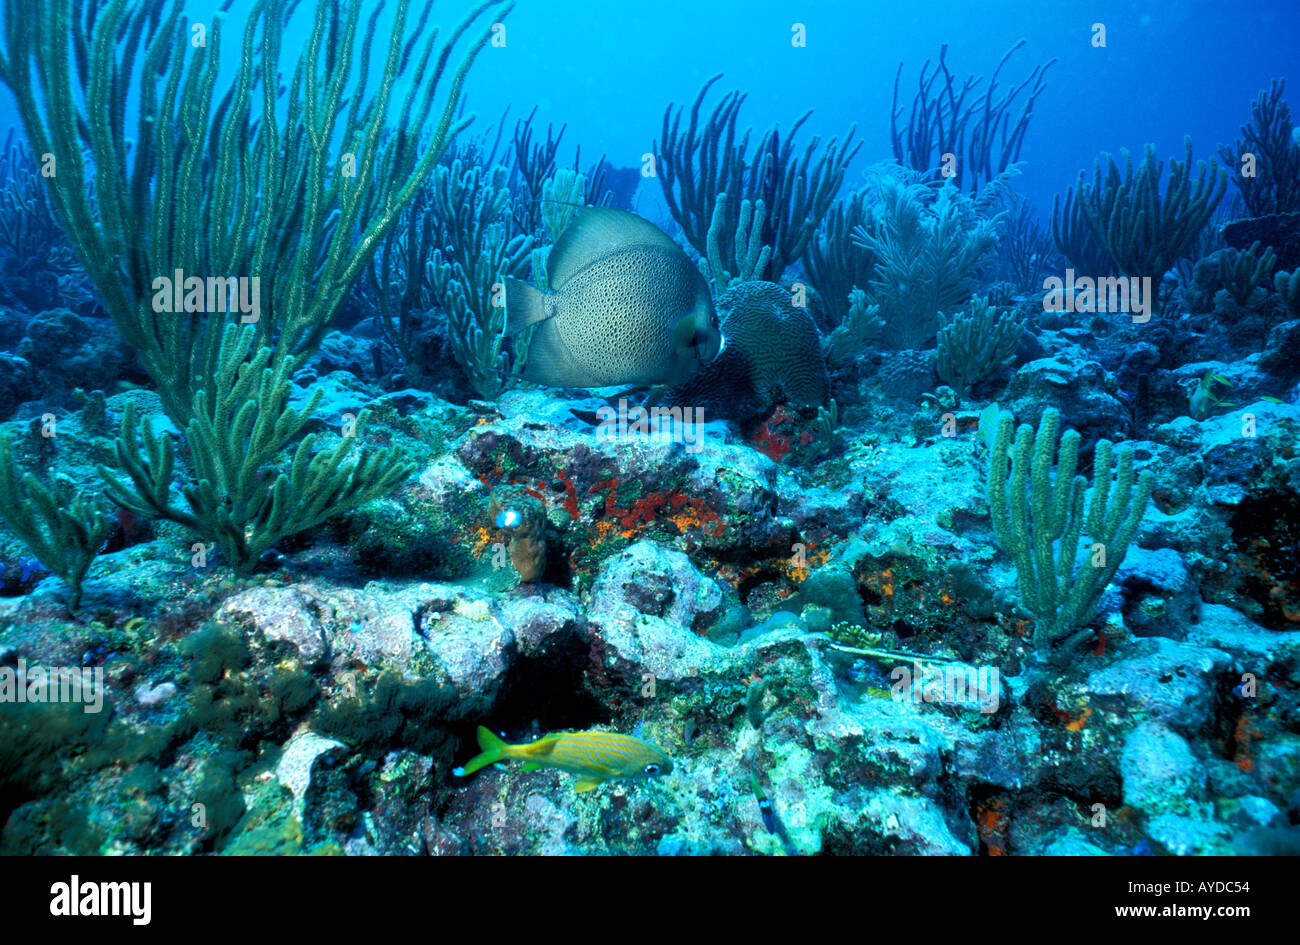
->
[670,312,699,350]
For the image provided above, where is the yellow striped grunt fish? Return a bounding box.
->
[453,725,674,792]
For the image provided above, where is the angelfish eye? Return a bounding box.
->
[644,763,662,776]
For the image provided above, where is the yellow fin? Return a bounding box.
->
[547,207,681,288]
[573,776,604,793]
[454,726,508,778]
[521,761,544,771]
[519,733,562,762]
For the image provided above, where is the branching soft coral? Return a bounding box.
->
[0,0,506,568]
[0,435,109,611]
[936,296,1024,400]
[1219,78,1300,217]
[99,325,416,574]
[659,74,859,283]
[852,175,1001,349]
[426,161,535,399]
[1057,137,1225,282]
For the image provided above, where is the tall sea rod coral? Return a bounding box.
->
[1219,79,1300,217]
[891,41,1054,196]
[986,408,1153,663]
[658,74,859,285]
[0,0,510,574]
[1052,137,1225,283]
[0,0,511,422]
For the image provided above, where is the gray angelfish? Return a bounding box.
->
[504,207,721,388]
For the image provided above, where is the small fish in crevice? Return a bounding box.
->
[750,764,780,834]
[453,725,673,793]
[487,485,547,583]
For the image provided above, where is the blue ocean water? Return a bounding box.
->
[6,0,1294,216]
[430,0,1300,216]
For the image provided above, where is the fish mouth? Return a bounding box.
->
[694,328,722,366]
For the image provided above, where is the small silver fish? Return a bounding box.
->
[505,207,721,388]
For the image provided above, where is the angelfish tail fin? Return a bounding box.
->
[505,277,549,334]
[453,725,508,777]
